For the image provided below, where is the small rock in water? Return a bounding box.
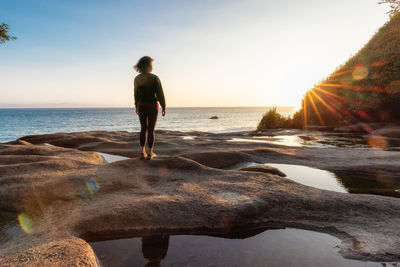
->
[210,116,219,119]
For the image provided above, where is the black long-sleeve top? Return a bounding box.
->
[134,73,166,110]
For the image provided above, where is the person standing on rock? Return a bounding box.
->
[134,56,166,160]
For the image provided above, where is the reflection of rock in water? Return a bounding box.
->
[211,226,281,239]
[142,235,169,267]
[333,170,400,198]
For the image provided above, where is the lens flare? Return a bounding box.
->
[358,110,370,119]
[367,135,387,149]
[310,90,341,119]
[86,178,99,195]
[314,87,347,102]
[371,60,387,67]
[307,92,325,126]
[303,94,308,130]
[320,83,347,89]
[385,81,400,95]
[352,65,369,80]
[328,70,352,78]
[360,123,374,133]
[372,86,385,93]
[18,213,34,234]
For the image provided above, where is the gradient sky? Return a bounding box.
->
[0,0,390,108]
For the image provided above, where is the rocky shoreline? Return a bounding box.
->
[1,129,400,265]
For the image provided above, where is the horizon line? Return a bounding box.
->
[0,105,298,109]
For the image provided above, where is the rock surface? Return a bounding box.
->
[1,130,400,265]
[0,237,98,267]
[373,126,400,138]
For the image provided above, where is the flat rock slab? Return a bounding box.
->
[1,130,400,264]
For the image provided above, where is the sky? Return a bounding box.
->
[0,0,391,108]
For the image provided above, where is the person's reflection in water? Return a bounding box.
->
[141,235,169,267]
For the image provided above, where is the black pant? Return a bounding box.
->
[138,105,158,148]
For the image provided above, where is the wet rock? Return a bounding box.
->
[251,129,303,136]
[304,126,334,131]
[334,123,385,133]
[298,135,318,141]
[209,116,218,119]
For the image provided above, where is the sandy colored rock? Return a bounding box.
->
[0,237,97,267]
[1,130,400,265]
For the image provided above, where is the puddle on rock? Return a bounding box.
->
[0,212,25,247]
[229,136,308,147]
[236,132,400,149]
[334,172,400,198]
[44,143,130,164]
[90,228,391,267]
[268,163,400,198]
[181,136,196,140]
[266,163,348,193]
[235,162,400,198]
[231,162,347,193]
[97,152,130,163]
[229,134,358,148]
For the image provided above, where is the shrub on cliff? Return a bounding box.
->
[257,107,290,130]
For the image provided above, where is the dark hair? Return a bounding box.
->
[134,56,153,73]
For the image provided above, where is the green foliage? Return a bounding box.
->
[0,23,17,44]
[257,106,306,130]
[379,0,400,17]
[257,107,290,130]
[290,107,305,129]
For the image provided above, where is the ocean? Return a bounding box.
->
[0,107,296,142]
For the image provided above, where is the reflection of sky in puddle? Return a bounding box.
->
[254,135,306,146]
[229,134,400,149]
[238,162,400,197]
[97,152,130,163]
[0,212,26,246]
[334,172,400,198]
[229,136,315,147]
[181,136,195,140]
[267,163,348,193]
[44,143,130,164]
[236,162,347,193]
[90,228,387,267]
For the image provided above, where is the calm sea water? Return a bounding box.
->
[0,107,295,142]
